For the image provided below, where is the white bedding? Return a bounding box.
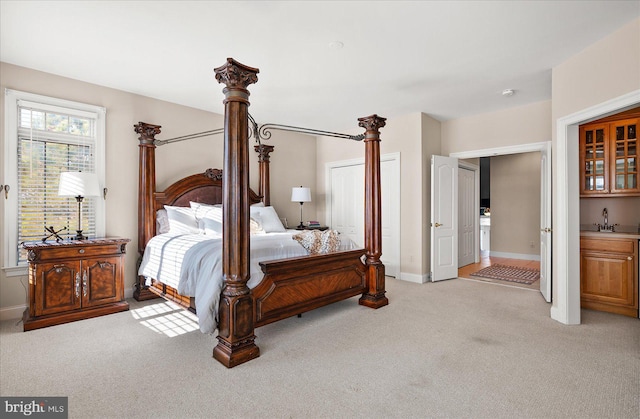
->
[138,231,356,333]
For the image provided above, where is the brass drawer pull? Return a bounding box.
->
[75,273,81,298]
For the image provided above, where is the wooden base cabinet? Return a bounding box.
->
[580,237,638,317]
[22,238,130,331]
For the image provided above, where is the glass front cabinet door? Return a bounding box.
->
[610,117,639,195]
[579,110,640,197]
[580,123,609,195]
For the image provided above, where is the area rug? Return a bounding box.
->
[470,264,540,285]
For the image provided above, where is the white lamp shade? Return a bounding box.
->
[58,172,101,197]
[291,187,311,203]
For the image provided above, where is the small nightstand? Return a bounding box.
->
[21,238,130,331]
[297,226,329,231]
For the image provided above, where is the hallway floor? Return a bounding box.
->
[458,251,541,290]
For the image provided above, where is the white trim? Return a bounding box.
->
[3,89,106,269]
[553,89,640,325]
[0,304,27,321]
[450,141,550,159]
[489,251,541,261]
[3,266,27,277]
[399,272,429,284]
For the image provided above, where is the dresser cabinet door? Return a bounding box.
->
[82,256,123,308]
[580,250,635,308]
[34,261,82,316]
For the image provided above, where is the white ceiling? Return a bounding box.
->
[1,1,639,132]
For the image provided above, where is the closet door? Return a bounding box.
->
[329,157,400,278]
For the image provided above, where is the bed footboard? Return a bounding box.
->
[254,249,367,327]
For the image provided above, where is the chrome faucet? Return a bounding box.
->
[596,208,615,232]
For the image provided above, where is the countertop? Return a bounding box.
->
[580,224,640,240]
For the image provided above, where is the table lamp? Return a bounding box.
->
[58,171,100,240]
[291,186,311,229]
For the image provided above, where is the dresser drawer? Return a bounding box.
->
[24,239,128,263]
[580,238,635,254]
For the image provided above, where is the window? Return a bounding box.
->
[3,90,105,273]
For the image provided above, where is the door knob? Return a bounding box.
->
[433,223,443,228]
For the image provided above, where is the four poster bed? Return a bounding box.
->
[134,58,388,368]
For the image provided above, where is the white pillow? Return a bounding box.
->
[251,201,265,207]
[190,201,222,219]
[201,217,222,236]
[250,206,286,233]
[156,209,170,234]
[190,202,223,235]
[164,205,199,234]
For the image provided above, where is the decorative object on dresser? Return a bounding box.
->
[305,221,328,231]
[291,186,312,229]
[134,57,388,368]
[22,238,130,331]
[58,171,101,240]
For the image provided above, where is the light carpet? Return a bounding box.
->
[1,278,638,418]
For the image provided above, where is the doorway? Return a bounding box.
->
[555,90,640,325]
[449,142,552,302]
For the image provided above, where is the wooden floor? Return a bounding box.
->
[458,251,541,290]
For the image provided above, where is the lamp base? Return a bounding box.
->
[74,230,87,240]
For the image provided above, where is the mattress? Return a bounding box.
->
[138,231,356,333]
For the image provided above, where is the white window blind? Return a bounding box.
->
[3,89,106,270]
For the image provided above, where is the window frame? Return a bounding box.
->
[3,89,106,276]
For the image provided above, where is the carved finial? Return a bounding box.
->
[214,58,259,89]
[204,168,223,181]
[134,122,162,143]
[254,144,275,163]
[357,114,387,133]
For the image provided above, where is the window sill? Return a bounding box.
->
[3,266,28,277]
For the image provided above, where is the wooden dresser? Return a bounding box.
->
[22,238,130,331]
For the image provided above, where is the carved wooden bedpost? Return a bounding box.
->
[254,144,274,206]
[212,58,260,368]
[133,122,162,301]
[358,114,389,309]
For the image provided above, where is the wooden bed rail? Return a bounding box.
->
[135,57,387,368]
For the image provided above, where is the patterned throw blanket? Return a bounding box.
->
[292,229,341,254]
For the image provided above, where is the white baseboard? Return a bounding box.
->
[489,251,540,261]
[0,304,26,321]
[398,272,429,284]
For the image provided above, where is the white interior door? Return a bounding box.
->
[328,155,400,278]
[458,166,476,267]
[539,142,552,302]
[330,164,363,246]
[431,155,458,281]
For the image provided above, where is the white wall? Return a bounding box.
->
[0,62,315,317]
[550,18,640,323]
[316,112,441,282]
[490,153,541,256]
